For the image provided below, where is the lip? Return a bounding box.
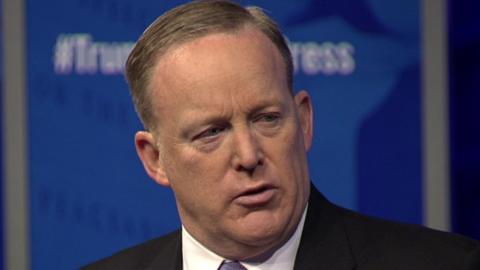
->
[234,185,276,207]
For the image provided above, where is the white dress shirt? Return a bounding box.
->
[182,205,308,270]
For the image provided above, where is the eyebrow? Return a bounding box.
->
[178,96,288,137]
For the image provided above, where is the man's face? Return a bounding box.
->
[136,27,313,259]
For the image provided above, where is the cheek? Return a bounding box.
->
[163,143,231,191]
[274,125,309,184]
[167,147,235,223]
[288,123,308,158]
[273,122,304,156]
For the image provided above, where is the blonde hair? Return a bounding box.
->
[125,0,293,131]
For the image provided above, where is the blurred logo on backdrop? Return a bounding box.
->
[289,40,355,75]
[54,34,134,75]
[53,33,355,76]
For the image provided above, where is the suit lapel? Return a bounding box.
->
[146,230,183,270]
[294,186,356,270]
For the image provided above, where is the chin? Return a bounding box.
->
[229,209,294,248]
[234,232,285,261]
[236,222,286,247]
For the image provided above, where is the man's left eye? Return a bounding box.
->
[260,113,279,122]
[256,113,281,124]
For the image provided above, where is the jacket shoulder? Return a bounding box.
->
[80,230,181,270]
[338,207,480,269]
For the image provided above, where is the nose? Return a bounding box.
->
[231,126,263,174]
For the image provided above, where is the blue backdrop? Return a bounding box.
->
[25,0,423,268]
[449,0,480,241]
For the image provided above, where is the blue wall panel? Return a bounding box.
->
[25,0,423,268]
[449,0,480,240]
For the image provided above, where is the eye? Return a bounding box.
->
[203,127,224,137]
[256,113,281,124]
[260,114,279,122]
[193,126,226,141]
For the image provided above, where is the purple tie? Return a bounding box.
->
[218,261,247,270]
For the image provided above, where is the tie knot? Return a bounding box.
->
[218,260,247,270]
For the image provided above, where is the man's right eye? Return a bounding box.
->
[203,127,225,137]
[193,126,226,141]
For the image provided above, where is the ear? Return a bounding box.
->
[294,90,313,151]
[135,131,171,187]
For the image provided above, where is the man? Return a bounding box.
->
[83,0,480,269]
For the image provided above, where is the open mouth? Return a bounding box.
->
[235,185,276,207]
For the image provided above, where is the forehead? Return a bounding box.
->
[149,27,289,119]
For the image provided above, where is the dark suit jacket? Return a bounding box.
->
[82,186,480,270]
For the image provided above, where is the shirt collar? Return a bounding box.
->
[182,204,308,270]
[182,225,225,270]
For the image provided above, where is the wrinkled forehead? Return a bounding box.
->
[148,27,290,112]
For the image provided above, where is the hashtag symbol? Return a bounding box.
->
[53,35,75,74]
